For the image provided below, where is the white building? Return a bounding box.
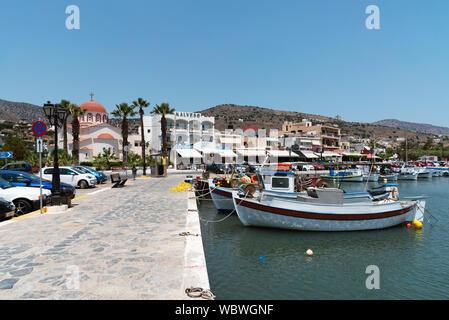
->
[140,111,215,155]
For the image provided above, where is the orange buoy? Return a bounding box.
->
[251,174,259,184]
[406,223,412,229]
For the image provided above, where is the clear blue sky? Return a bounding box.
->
[0,0,448,126]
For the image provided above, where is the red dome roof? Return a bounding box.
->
[96,133,115,140]
[80,100,107,114]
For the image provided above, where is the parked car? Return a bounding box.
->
[71,166,107,184]
[1,162,32,173]
[0,197,15,220]
[40,167,97,189]
[0,171,76,199]
[0,177,51,215]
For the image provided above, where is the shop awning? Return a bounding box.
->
[317,151,342,158]
[295,150,319,159]
[267,150,299,158]
[216,149,237,157]
[236,149,267,157]
[176,149,203,159]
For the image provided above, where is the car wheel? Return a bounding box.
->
[78,180,88,189]
[13,199,32,216]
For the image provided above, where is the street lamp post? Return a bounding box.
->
[43,101,69,206]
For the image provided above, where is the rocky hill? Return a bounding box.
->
[373,119,449,137]
[0,99,46,123]
[198,104,443,145]
[1,98,446,145]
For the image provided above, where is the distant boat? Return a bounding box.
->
[321,169,363,182]
[416,170,433,179]
[232,187,426,232]
[397,172,419,180]
[363,174,380,182]
[381,173,398,181]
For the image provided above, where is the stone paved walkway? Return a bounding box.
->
[0,175,193,299]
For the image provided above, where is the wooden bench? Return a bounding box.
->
[110,173,128,188]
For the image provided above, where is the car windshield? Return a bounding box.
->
[71,167,85,174]
[16,172,51,182]
[74,167,89,174]
[0,177,14,189]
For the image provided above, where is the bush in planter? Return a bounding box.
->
[80,161,93,167]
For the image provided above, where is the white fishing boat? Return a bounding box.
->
[416,169,433,179]
[210,171,398,211]
[232,187,426,232]
[380,173,398,181]
[209,171,297,211]
[397,168,419,180]
[363,174,380,182]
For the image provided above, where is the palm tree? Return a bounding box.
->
[59,99,71,152]
[68,104,85,164]
[368,138,377,165]
[151,103,175,158]
[132,98,150,175]
[111,103,137,161]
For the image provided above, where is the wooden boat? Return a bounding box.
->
[210,171,397,211]
[232,187,425,232]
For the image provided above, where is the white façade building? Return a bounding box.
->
[140,111,215,154]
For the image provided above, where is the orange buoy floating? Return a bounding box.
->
[406,222,412,229]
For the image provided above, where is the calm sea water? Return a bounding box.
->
[198,177,449,300]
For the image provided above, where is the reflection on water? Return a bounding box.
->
[199,178,449,299]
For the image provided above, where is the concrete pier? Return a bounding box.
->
[0,175,210,299]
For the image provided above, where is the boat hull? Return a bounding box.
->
[363,174,380,182]
[381,174,398,181]
[233,194,417,232]
[397,173,418,180]
[210,185,235,211]
[417,171,432,179]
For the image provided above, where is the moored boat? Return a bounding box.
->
[363,174,380,182]
[232,187,425,232]
[381,173,398,181]
[321,170,363,182]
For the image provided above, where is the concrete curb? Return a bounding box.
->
[182,191,211,299]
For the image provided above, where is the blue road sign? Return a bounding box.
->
[0,152,13,158]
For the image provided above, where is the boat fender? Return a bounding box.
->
[413,220,423,229]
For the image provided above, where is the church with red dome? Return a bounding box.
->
[58,94,125,162]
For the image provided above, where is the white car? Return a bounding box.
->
[0,177,51,215]
[40,167,97,189]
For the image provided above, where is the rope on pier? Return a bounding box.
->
[179,231,199,237]
[185,287,216,300]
